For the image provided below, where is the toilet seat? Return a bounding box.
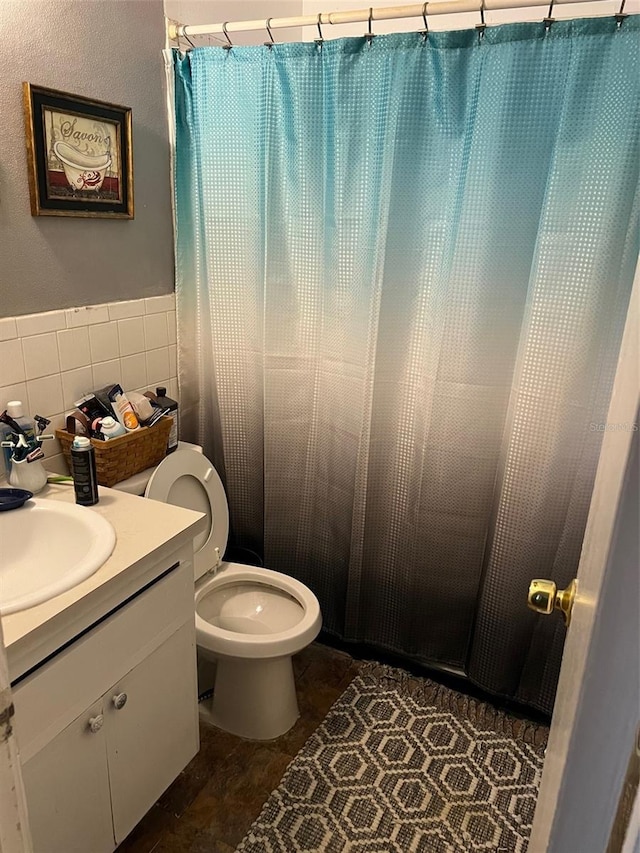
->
[195,563,322,658]
[144,448,229,580]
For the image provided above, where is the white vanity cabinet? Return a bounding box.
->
[12,551,199,853]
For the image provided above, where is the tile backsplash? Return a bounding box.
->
[0,295,177,475]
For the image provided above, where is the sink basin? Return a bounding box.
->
[0,498,116,615]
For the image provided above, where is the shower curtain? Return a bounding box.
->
[172,16,639,714]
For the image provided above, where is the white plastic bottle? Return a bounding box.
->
[100,416,127,439]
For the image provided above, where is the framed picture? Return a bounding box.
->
[23,83,134,219]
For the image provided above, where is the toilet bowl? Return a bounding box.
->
[138,443,322,740]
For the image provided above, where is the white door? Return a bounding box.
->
[529,267,640,852]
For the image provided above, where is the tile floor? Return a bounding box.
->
[118,642,361,853]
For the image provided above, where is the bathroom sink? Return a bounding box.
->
[0,498,116,615]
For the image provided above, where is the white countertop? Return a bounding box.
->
[2,483,206,683]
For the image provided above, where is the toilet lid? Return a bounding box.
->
[144,448,229,579]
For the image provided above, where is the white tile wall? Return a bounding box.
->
[23,333,61,380]
[0,296,178,476]
[58,327,91,372]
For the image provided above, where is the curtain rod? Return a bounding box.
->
[167,0,609,40]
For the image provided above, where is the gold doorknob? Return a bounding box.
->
[528,579,577,627]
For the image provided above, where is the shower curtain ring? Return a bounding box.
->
[222,22,233,50]
[265,18,275,47]
[315,12,324,45]
[544,0,555,32]
[615,0,627,26]
[365,7,375,45]
[421,2,429,39]
[476,1,486,40]
[182,27,195,49]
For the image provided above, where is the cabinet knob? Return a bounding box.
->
[112,692,128,710]
[88,714,104,733]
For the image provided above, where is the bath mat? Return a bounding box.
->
[235,662,548,853]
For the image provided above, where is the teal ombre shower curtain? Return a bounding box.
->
[172,17,639,714]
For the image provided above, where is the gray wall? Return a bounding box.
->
[0,0,174,318]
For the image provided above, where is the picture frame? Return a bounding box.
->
[23,83,134,219]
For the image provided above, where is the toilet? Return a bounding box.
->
[115,442,322,740]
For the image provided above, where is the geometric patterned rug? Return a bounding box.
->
[235,663,549,853]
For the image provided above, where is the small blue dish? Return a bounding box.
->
[0,488,34,511]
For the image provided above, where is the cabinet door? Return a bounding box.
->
[107,621,199,843]
[21,700,114,853]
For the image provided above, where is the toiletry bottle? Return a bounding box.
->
[107,384,140,432]
[151,387,179,453]
[100,416,127,439]
[70,436,99,506]
[127,391,156,424]
[1,401,36,478]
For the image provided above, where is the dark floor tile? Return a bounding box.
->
[297,645,354,692]
[189,832,236,853]
[293,640,349,678]
[181,772,269,848]
[117,804,178,853]
[210,735,277,786]
[188,832,236,853]
[298,681,343,717]
[179,741,292,846]
[221,741,292,792]
[179,782,226,834]
[149,819,236,853]
[148,821,198,853]
[297,676,352,722]
[158,725,241,818]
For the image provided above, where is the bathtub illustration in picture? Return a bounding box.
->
[47,113,117,199]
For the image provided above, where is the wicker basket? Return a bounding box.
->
[56,417,172,487]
